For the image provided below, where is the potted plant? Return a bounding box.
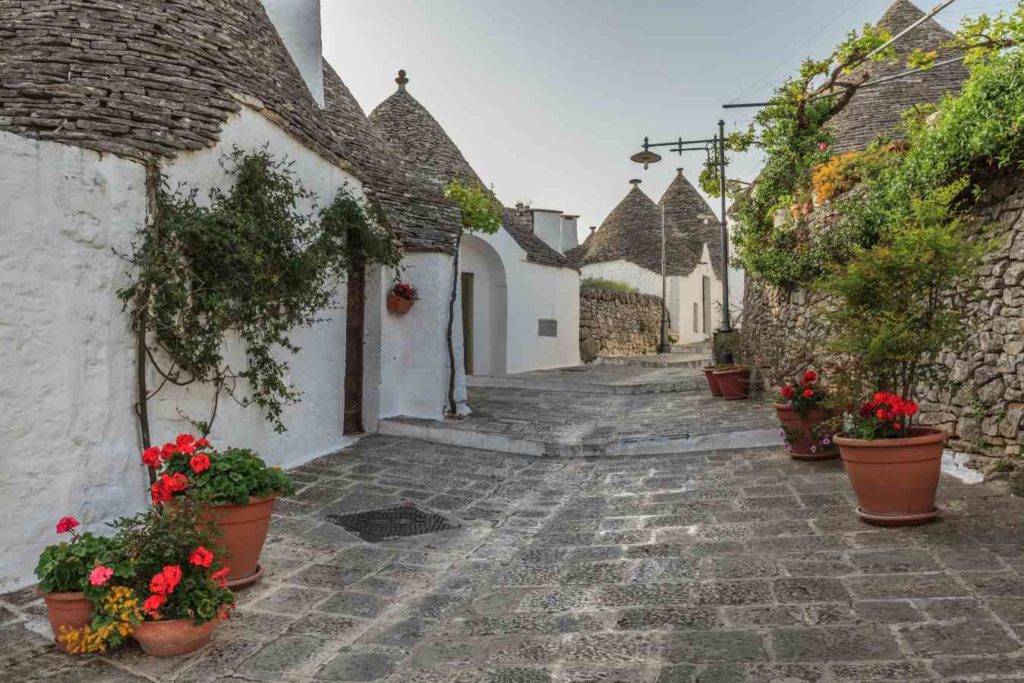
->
[34,516,114,652]
[62,499,234,656]
[713,364,751,400]
[826,186,984,525]
[387,281,418,314]
[774,370,838,460]
[144,434,294,588]
[702,366,723,396]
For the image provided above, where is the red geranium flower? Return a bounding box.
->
[190,453,211,474]
[210,567,230,587]
[803,388,815,398]
[143,593,166,618]
[162,565,183,592]
[141,446,162,468]
[195,438,211,448]
[56,516,79,534]
[803,370,818,383]
[189,546,214,568]
[176,433,195,447]
[149,573,169,594]
[780,385,795,399]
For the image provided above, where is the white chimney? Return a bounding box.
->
[560,214,579,253]
[260,0,325,107]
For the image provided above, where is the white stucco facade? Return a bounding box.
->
[0,104,467,589]
[460,229,580,376]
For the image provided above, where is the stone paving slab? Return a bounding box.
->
[2,433,1024,681]
[382,386,781,457]
[467,365,706,395]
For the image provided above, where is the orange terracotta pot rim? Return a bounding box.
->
[209,492,280,510]
[713,367,749,377]
[834,428,946,448]
[771,403,835,414]
[38,588,86,601]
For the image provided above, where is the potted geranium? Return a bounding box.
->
[826,186,984,525]
[144,434,294,588]
[34,516,114,652]
[774,370,838,460]
[713,364,751,400]
[387,281,418,314]
[61,499,234,656]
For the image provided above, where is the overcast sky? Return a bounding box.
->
[322,0,1018,238]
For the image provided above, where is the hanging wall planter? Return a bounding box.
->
[387,282,418,315]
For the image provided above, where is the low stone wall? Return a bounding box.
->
[743,171,1024,471]
[579,288,661,361]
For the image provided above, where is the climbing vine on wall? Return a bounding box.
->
[120,148,401,446]
[708,4,1024,288]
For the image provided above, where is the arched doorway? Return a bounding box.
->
[459,234,508,376]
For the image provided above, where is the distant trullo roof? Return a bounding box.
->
[659,169,723,279]
[369,71,573,269]
[827,0,968,154]
[569,177,710,278]
[0,0,460,253]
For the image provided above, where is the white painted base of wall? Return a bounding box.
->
[942,450,985,484]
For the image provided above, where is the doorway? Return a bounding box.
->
[343,256,366,434]
[461,272,474,375]
[702,275,712,335]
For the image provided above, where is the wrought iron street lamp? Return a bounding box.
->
[631,121,733,341]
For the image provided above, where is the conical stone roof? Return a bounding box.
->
[575,180,703,277]
[0,0,458,253]
[827,0,968,154]
[659,169,722,278]
[369,72,572,269]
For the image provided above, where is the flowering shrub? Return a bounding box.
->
[390,281,418,301]
[844,391,920,440]
[34,516,114,594]
[61,499,234,654]
[143,433,294,506]
[777,370,829,415]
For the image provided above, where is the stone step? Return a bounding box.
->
[378,416,782,458]
[670,342,713,354]
[467,370,705,395]
[597,353,709,369]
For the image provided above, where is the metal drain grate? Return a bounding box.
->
[325,503,456,543]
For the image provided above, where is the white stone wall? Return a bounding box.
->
[378,252,467,419]
[531,209,564,255]
[0,108,382,589]
[461,229,581,376]
[581,260,663,296]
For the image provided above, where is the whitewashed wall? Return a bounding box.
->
[464,229,581,375]
[378,252,467,419]
[581,260,662,296]
[0,108,379,589]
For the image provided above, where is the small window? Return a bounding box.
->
[538,319,558,337]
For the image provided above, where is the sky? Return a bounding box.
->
[322,0,1019,240]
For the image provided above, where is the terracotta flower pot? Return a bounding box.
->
[835,428,946,526]
[133,617,218,656]
[210,495,277,588]
[387,293,413,314]
[714,367,750,400]
[773,404,838,460]
[39,589,91,653]
[703,367,722,396]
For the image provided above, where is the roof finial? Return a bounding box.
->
[396,69,409,92]
[676,167,684,177]
[629,178,642,187]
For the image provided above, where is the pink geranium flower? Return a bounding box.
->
[89,565,113,587]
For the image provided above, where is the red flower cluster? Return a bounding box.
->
[150,472,189,504]
[189,546,214,568]
[141,434,211,470]
[391,282,418,301]
[859,391,919,431]
[779,370,821,403]
[210,567,230,588]
[56,516,80,534]
[189,453,211,474]
[144,565,183,618]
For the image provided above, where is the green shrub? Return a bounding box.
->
[581,278,639,293]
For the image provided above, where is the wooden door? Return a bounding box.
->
[343,256,366,434]
[461,272,474,375]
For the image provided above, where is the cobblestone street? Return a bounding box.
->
[4,391,1024,682]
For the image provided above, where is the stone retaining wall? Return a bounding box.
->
[579,288,661,361]
[744,171,1024,469]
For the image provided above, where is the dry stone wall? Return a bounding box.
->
[579,288,661,361]
[744,171,1024,470]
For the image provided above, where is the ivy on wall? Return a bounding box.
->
[120,149,401,454]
